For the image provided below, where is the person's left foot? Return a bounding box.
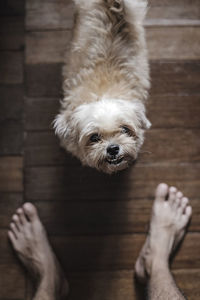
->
[8,203,69,299]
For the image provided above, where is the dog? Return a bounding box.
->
[54,0,151,174]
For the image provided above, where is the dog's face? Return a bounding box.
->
[54,98,151,174]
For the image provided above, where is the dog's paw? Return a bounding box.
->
[106,0,124,13]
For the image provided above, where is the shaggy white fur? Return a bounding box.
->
[54,0,151,174]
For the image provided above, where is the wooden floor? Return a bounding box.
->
[0,0,200,299]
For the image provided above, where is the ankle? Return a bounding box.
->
[151,258,169,274]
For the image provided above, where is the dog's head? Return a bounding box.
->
[54,98,151,174]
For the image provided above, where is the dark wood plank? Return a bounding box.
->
[26,0,200,30]
[147,27,200,60]
[0,85,23,155]
[0,230,21,264]
[0,157,23,192]
[33,199,151,235]
[47,233,200,271]
[33,196,200,235]
[0,16,24,50]
[0,51,23,84]
[24,95,200,131]
[25,64,62,97]
[26,0,75,31]
[147,95,200,129]
[25,163,200,201]
[45,196,199,235]
[0,264,26,299]
[0,85,24,122]
[24,129,200,167]
[173,269,200,300]
[0,193,22,228]
[25,97,59,131]
[26,30,71,64]
[0,0,25,16]
[147,0,200,26]
[0,120,23,155]
[25,62,200,97]
[151,61,200,96]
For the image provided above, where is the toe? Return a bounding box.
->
[17,208,27,225]
[12,214,21,230]
[155,183,168,202]
[173,191,183,209]
[179,197,189,214]
[177,191,183,199]
[10,222,19,238]
[23,203,39,222]
[185,205,192,218]
[168,186,177,205]
[181,206,192,228]
[8,230,17,246]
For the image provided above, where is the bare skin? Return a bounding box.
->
[135,183,192,299]
[8,203,69,300]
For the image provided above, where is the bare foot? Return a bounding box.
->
[135,183,192,283]
[8,203,69,299]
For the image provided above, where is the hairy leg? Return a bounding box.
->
[8,203,69,300]
[135,183,192,299]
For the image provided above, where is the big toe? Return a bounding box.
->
[155,183,168,202]
[23,203,39,222]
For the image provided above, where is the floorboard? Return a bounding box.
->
[0,0,200,299]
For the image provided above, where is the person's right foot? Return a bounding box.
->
[8,203,69,299]
[135,183,192,283]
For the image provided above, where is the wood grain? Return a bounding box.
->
[47,233,200,271]
[0,157,23,192]
[0,0,25,16]
[33,196,200,235]
[0,16,24,50]
[0,193,23,228]
[148,95,200,129]
[26,0,75,31]
[0,264,26,299]
[0,51,23,84]
[25,64,62,97]
[26,0,200,30]
[150,61,200,96]
[25,163,200,201]
[0,120,23,155]
[147,0,200,26]
[0,85,24,122]
[25,97,59,130]
[147,27,200,60]
[26,31,71,64]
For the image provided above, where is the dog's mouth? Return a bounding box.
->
[106,156,124,165]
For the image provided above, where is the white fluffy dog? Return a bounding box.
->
[54,0,151,174]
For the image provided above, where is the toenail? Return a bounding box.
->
[177,192,183,198]
[182,197,188,204]
[170,186,177,193]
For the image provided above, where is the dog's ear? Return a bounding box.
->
[140,114,151,130]
[53,113,69,138]
[132,102,151,130]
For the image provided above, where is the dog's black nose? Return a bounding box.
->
[107,144,120,156]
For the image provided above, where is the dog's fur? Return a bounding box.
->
[54,0,151,174]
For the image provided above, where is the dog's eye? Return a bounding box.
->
[121,126,132,135]
[90,133,101,143]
